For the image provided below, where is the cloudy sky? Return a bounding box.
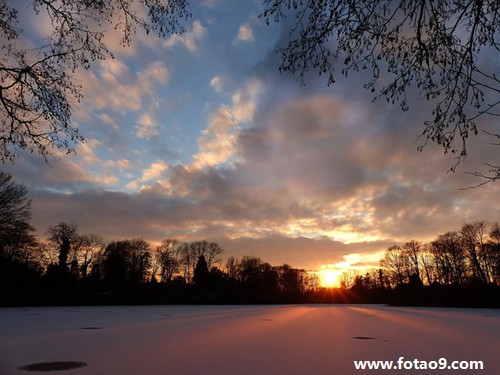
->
[4,0,500,273]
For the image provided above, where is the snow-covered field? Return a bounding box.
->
[1,304,499,374]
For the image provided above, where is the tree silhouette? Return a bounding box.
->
[193,255,210,287]
[153,239,182,283]
[430,231,464,285]
[102,239,152,288]
[261,0,500,181]
[0,0,190,161]
[461,222,489,284]
[0,172,39,302]
[73,233,105,279]
[380,245,406,286]
[47,222,79,273]
[189,240,224,269]
[0,172,35,261]
[176,241,224,283]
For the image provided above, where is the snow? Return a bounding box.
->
[1,305,499,374]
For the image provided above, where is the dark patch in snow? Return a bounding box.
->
[19,361,87,372]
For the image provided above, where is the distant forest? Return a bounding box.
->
[1,172,499,307]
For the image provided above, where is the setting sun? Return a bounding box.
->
[319,270,341,288]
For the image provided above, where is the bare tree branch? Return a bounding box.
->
[261,0,500,186]
[0,0,190,161]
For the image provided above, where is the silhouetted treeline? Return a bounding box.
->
[379,224,500,287]
[1,172,499,307]
[0,227,319,305]
[330,222,500,307]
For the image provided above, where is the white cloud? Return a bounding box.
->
[231,78,262,122]
[76,139,102,166]
[164,20,206,53]
[138,61,170,86]
[102,58,129,78]
[99,113,119,130]
[127,160,170,190]
[210,76,224,92]
[141,161,169,181]
[191,106,237,170]
[77,59,170,116]
[104,159,132,170]
[236,23,254,42]
[135,113,159,139]
[190,79,263,170]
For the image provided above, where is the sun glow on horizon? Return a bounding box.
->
[318,269,342,288]
[317,251,386,288]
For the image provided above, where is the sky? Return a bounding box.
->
[3,0,500,274]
